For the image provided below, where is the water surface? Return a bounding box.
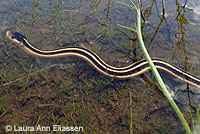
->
[0,0,200,133]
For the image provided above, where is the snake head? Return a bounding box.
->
[6,31,27,46]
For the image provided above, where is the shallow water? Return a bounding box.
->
[0,0,200,133]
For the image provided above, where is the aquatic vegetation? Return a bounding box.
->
[190,105,200,134]
[118,0,200,133]
[0,0,200,133]
[129,91,133,134]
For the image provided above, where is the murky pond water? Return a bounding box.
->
[0,0,200,133]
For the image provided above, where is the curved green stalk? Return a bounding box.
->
[118,0,192,133]
[136,5,191,134]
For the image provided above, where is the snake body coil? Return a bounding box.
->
[6,31,200,89]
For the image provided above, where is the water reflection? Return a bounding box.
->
[117,0,200,109]
[0,0,200,133]
[186,1,200,22]
[0,0,199,105]
[157,70,200,109]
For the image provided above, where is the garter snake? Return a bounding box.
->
[6,31,200,89]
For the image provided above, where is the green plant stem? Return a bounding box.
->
[130,91,133,134]
[135,3,191,134]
